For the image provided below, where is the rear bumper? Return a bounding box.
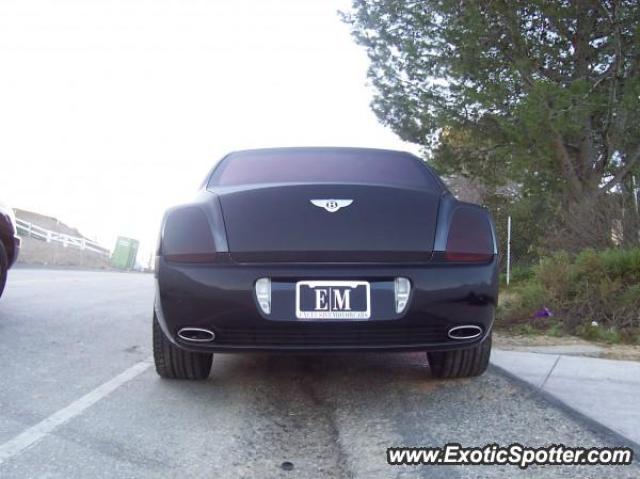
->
[155,257,498,353]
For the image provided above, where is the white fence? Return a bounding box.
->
[15,218,110,257]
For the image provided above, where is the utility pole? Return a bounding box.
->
[633,175,639,214]
[506,216,511,287]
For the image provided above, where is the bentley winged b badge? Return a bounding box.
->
[310,199,354,213]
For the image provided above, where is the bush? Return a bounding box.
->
[501,264,535,286]
[497,247,640,343]
[535,252,572,303]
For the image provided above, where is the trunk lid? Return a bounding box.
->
[217,184,440,262]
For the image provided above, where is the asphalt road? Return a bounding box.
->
[0,268,637,478]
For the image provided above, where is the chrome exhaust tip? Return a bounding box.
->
[448,325,483,340]
[177,327,215,343]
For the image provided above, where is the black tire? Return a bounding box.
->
[0,241,7,299]
[153,313,213,380]
[427,333,491,379]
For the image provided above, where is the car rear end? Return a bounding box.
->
[154,149,497,363]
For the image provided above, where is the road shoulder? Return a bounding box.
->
[491,349,640,453]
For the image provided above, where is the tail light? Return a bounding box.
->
[444,206,494,263]
[161,206,217,263]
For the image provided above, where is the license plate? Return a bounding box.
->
[295,280,370,319]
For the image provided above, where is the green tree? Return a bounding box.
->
[342,0,640,239]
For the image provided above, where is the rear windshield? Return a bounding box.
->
[208,149,441,190]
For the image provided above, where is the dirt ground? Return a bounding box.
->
[494,332,640,361]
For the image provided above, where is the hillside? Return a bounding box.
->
[14,209,112,269]
[14,208,89,239]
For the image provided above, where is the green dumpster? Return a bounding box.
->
[111,236,139,270]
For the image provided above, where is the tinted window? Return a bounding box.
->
[208,149,440,190]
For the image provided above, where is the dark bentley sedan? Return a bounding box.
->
[153,147,498,380]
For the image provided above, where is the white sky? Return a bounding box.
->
[0,0,418,264]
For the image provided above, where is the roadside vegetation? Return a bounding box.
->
[498,248,640,344]
[343,2,640,344]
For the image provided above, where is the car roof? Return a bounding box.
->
[226,146,416,157]
[204,146,449,193]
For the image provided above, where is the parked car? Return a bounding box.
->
[0,202,20,298]
[153,147,498,380]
